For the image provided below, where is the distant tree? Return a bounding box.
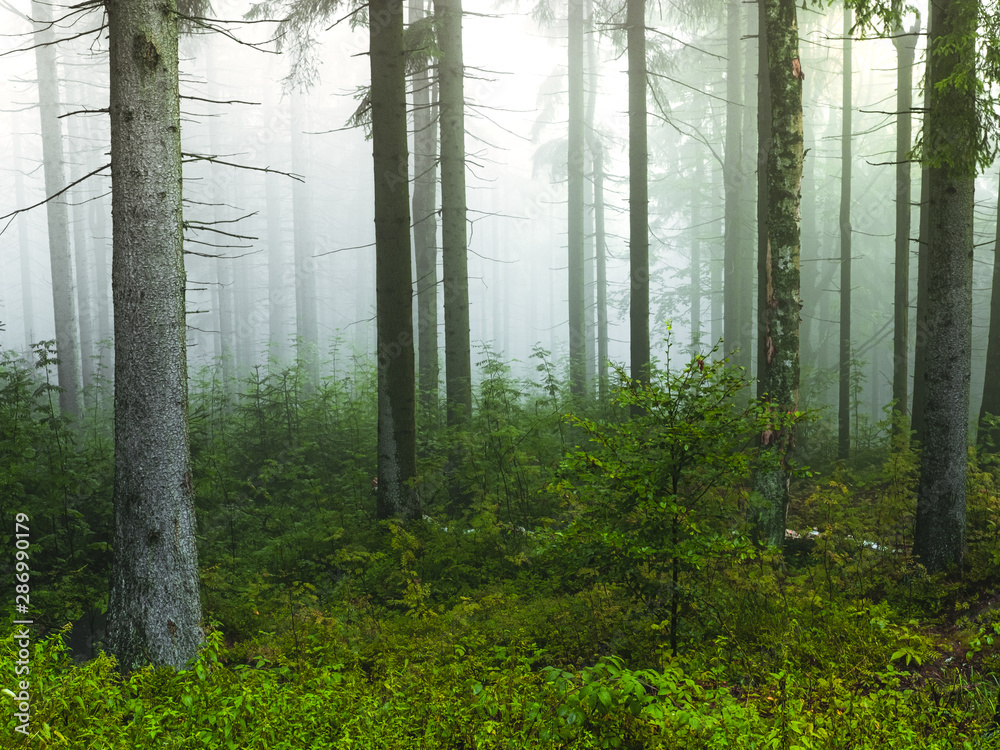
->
[32,0,82,416]
[838,4,853,461]
[290,90,320,391]
[911,0,977,572]
[751,0,804,546]
[372,0,420,520]
[105,0,203,671]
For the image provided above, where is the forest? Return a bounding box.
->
[2,0,1000,743]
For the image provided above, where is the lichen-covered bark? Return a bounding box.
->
[106,0,202,671]
[371,0,419,520]
[751,0,803,547]
[912,0,976,573]
[435,0,472,428]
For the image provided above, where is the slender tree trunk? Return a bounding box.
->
[739,4,757,378]
[593,139,609,401]
[980,183,1000,448]
[435,0,472,427]
[723,0,744,364]
[67,89,96,403]
[106,0,202,671]
[838,4,853,460]
[12,133,36,351]
[752,0,804,546]
[265,142,289,365]
[628,0,649,391]
[86,112,114,363]
[410,0,440,416]
[691,161,702,352]
[912,0,976,572]
[567,0,587,396]
[892,13,918,431]
[911,166,930,442]
[290,91,319,391]
[371,0,419,520]
[33,0,81,416]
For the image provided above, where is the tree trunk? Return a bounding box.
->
[912,0,976,573]
[628,0,649,391]
[290,91,320,391]
[980,184,1000,448]
[567,0,587,397]
[911,166,930,442]
[435,0,472,427]
[838,4,853,461]
[892,12,918,431]
[751,0,803,546]
[106,0,202,671]
[33,0,81,417]
[265,142,289,365]
[410,0,439,416]
[593,139,609,401]
[723,0,744,364]
[371,0,419,520]
[12,133,36,352]
[690,161,702,352]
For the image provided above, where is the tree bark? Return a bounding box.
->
[723,0,744,365]
[838,4,853,461]
[567,0,587,397]
[892,12,918,431]
[980,184,1000,448]
[410,0,439,416]
[33,0,82,417]
[752,0,803,547]
[628,0,650,392]
[106,0,202,671]
[371,0,419,520]
[912,0,976,572]
[435,0,472,427]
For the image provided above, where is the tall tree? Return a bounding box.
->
[435,0,472,427]
[568,0,587,396]
[911,0,977,572]
[12,132,36,352]
[290,91,320,390]
[891,8,919,430]
[372,0,419,520]
[838,3,853,460]
[910,165,930,441]
[105,0,202,670]
[410,0,439,415]
[723,0,745,365]
[628,0,650,391]
[751,0,804,546]
[981,184,1000,448]
[32,0,82,416]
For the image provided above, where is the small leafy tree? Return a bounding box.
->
[550,337,804,654]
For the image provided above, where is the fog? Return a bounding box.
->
[1,0,996,424]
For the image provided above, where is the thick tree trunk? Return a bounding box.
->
[410,0,439,416]
[838,5,853,460]
[892,14,918,431]
[628,0,650,391]
[752,0,803,546]
[912,0,976,572]
[567,0,586,396]
[106,0,202,671]
[33,0,81,417]
[435,0,472,427]
[371,0,419,520]
[980,187,1000,448]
